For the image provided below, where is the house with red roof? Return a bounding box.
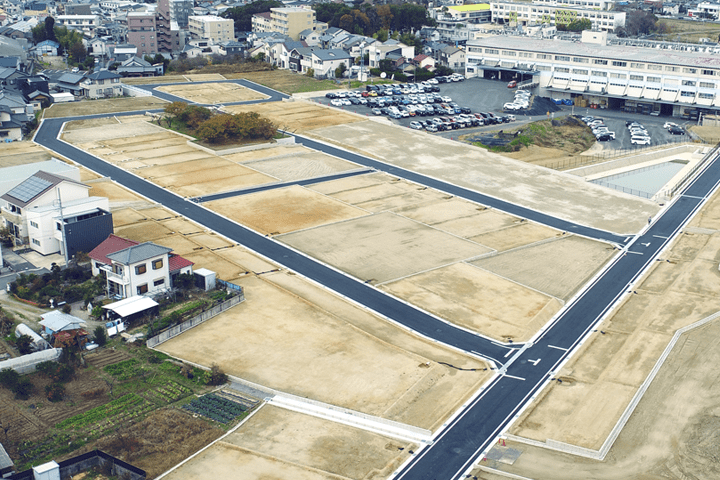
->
[413,54,435,70]
[89,234,194,299]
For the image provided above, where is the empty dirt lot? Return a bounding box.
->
[43,96,166,118]
[156,82,269,104]
[481,188,720,480]
[158,273,491,431]
[161,405,414,480]
[224,100,365,132]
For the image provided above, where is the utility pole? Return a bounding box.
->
[56,188,69,267]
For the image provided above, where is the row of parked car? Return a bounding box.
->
[503,89,532,111]
[626,121,652,145]
[582,116,616,142]
[663,121,685,135]
[408,113,511,132]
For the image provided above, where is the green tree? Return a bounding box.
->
[94,325,108,347]
[15,334,33,355]
[45,383,65,402]
[206,363,228,385]
[163,101,188,128]
[335,62,347,78]
[0,368,19,390]
[434,65,454,77]
[45,16,56,41]
[13,378,34,400]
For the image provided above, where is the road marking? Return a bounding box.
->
[547,345,567,351]
[624,237,630,243]
[503,374,525,381]
[682,195,705,199]
[640,242,651,247]
[528,358,541,366]
[653,235,668,239]
[626,251,643,255]
[504,348,517,358]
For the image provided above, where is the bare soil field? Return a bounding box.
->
[156,82,269,104]
[157,217,204,235]
[86,178,154,210]
[63,117,120,131]
[114,219,175,242]
[0,141,53,167]
[123,75,190,85]
[205,185,369,236]
[185,232,233,250]
[213,246,278,275]
[62,121,168,144]
[43,97,167,118]
[151,164,275,198]
[472,235,616,301]
[243,151,362,181]
[222,145,311,163]
[223,70,340,94]
[496,189,720,478]
[158,274,490,429]
[162,405,414,480]
[279,211,491,284]
[183,73,226,82]
[382,262,562,342]
[224,100,365,132]
[322,178,450,213]
[181,249,246,280]
[469,222,562,252]
[689,124,720,144]
[309,120,659,234]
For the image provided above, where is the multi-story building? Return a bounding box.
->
[126,12,157,56]
[169,0,193,28]
[490,1,625,32]
[688,2,720,19]
[465,31,720,119]
[252,6,316,41]
[56,15,101,35]
[158,0,182,51]
[188,15,234,43]
[89,235,194,299]
[532,0,615,9]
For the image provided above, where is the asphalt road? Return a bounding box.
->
[36,118,514,366]
[393,149,720,480]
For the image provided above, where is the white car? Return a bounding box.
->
[664,122,679,130]
[441,96,452,103]
[331,99,343,107]
[631,135,651,145]
[409,121,423,130]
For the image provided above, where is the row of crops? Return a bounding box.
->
[182,394,246,424]
[104,359,144,380]
[55,393,153,432]
[145,381,192,404]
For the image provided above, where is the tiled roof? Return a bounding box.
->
[107,242,172,265]
[169,254,194,272]
[88,234,139,265]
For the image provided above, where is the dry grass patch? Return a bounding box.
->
[156,82,268,104]
[43,97,167,118]
[223,69,341,94]
[224,100,364,132]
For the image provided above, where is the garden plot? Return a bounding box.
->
[278,211,491,284]
[222,145,311,163]
[242,151,361,182]
[381,262,562,342]
[161,405,414,480]
[158,274,489,429]
[156,82,268,104]
[472,235,616,301]
[205,185,369,236]
[224,100,365,132]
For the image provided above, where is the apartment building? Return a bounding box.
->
[532,0,616,9]
[126,12,157,56]
[169,0,193,28]
[465,31,720,118]
[188,15,234,43]
[430,4,491,41]
[688,2,720,19]
[252,6,316,41]
[490,1,625,31]
[56,15,100,35]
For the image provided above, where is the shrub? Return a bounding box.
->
[0,368,19,390]
[91,305,104,318]
[81,387,105,399]
[61,304,72,314]
[45,383,65,402]
[94,326,107,347]
[13,377,34,399]
[15,334,33,355]
[207,364,228,386]
[36,361,74,383]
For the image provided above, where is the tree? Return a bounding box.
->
[45,383,65,402]
[163,101,188,128]
[0,368,19,390]
[45,16,56,41]
[558,18,592,32]
[623,9,658,36]
[206,363,228,386]
[173,272,195,290]
[0,226,12,246]
[434,65,454,77]
[68,42,87,65]
[94,325,108,347]
[13,378,34,400]
[335,62,347,78]
[15,334,33,355]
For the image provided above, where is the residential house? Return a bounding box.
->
[116,55,163,76]
[309,48,351,79]
[438,44,465,72]
[188,14,234,43]
[413,53,435,70]
[52,70,122,99]
[217,40,246,56]
[0,171,112,255]
[39,310,87,338]
[56,14,101,35]
[366,40,415,69]
[299,28,321,46]
[89,234,194,299]
[0,89,32,140]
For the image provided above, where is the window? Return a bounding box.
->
[30,221,38,228]
[485,48,499,54]
[700,82,715,88]
[647,76,661,83]
[702,69,715,76]
[630,62,645,69]
[591,71,607,77]
[135,264,147,274]
[154,278,165,286]
[647,64,662,71]
[680,91,695,97]
[555,55,570,61]
[555,67,570,73]
[152,258,163,270]
[536,65,551,71]
[630,75,644,81]
[519,52,533,58]
[665,66,679,72]
[682,80,696,86]
[32,239,40,246]
[699,93,714,99]
[572,57,589,63]
[137,284,148,294]
[573,69,588,75]
[56,222,62,231]
[609,73,626,79]
[501,50,517,56]
[593,59,608,65]
[612,61,627,67]
[536,53,551,60]
[683,67,697,74]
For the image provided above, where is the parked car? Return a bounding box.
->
[631,135,651,145]
[596,133,614,142]
[409,121,423,130]
[507,80,517,88]
[668,126,685,135]
[372,108,382,115]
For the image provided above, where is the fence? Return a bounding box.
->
[121,84,153,97]
[217,279,243,292]
[668,138,720,198]
[0,348,62,374]
[147,292,244,348]
[9,449,146,480]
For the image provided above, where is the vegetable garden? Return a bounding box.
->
[182,393,247,424]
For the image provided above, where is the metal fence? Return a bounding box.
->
[217,279,243,292]
[147,292,244,348]
[668,138,720,198]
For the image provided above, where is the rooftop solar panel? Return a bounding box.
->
[7,176,53,203]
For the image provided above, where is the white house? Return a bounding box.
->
[0,171,112,256]
[89,235,194,299]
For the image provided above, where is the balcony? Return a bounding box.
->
[100,265,129,284]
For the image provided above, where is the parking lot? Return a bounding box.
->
[313,77,696,149]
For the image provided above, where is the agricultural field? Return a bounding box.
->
[657,18,720,43]
[182,393,247,424]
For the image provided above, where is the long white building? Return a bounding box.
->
[490,1,625,32]
[465,31,720,119]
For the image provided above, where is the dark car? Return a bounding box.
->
[325,92,337,99]
[669,126,685,135]
[596,133,614,141]
[460,107,472,114]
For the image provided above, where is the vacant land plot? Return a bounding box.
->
[382,262,562,342]
[159,274,489,429]
[123,75,190,85]
[162,405,414,480]
[310,120,659,234]
[156,82,269,104]
[657,17,720,43]
[0,141,53,167]
[499,189,720,474]
[472,235,615,301]
[469,222,562,252]
[43,96,167,118]
[86,178,154,210]
[63,117,120,131]
[224,100,364,132]
[279,211,491,284]
[243,151,362,181]
[114,219,175,242]
[223,70,340,94]
[62,121,168,144]
[206,185,369,236]
[222,145,310,163]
